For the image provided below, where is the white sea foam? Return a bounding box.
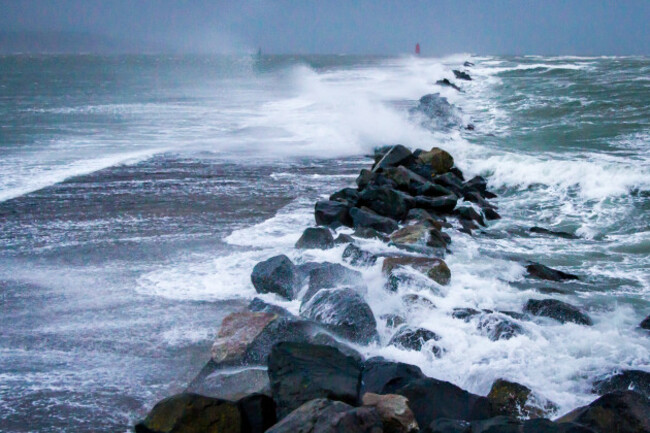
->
[0,148,162,203]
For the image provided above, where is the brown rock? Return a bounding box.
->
[362,393,419,433]
[418,147,454,175]
[390,223,429,245]
[383,256,451,286]
[211,311,277,364]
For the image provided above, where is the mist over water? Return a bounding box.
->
[0,54,648,432]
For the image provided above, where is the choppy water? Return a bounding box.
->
[0,54,648,432]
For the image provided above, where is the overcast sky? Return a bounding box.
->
[0,0,648,55]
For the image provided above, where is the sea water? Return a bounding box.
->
[0,54,648,432]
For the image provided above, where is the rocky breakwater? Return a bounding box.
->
[135,74,649,432]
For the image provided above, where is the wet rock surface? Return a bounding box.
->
[295,227,335,250]
[592,370,650,399]
[266,398,383,433]
[526,262,580,281]
[360,358,427,395]
[488,379,557,419]
[315,200,352,228]
[134,393,242,433]
[251,255,300,299]
[343,243,378,266]
[267,342,362,418]
[303,262,365,301]
[640,315,650,330]
[524,299,593,326]
[394,377,493,427]
[388,326,442,356]
[453,70,472,80]
[350,206,399,233]
[556,391,650,433]
[530,226,579,239]
[300,288,378,344]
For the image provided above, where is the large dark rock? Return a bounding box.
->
[556,391,650,433]
[462,190,494,209]
[251,255,299,300]
[383,166,429,192]
[335,233,355,245]
[414,195,458,214]
[315,200,352,228]
[456,206,486,227]
[238,394,278,433]
[134,393,241,433]
[464,176,488,195]
[357,169,378,190]
[418,147,455,175]
[361,357,427,395]
[433,172,464,196]
[266,398,383,433]
[343,243,378,266]
[301,288,378,344]
[296,227,335,250]
[243,317,321,364]
[483,208,501,221]
[304,262,365,302]
[267,342,362,418]
[359,185,412,220]
[453,70,472,81]
[436,78,461,91]
[526,262,579,281]
[330,188,360,206]
[530,227,579,240]
[415,182,455,198]
[488,379,556,419]
[374,145,414,170]
[350,207,399,234]
[405,208,445,226]
[593,370,650,399]
[394,377,493,427]
[524,299,593,326]
[388,327,441,355]
[639,315,650,330]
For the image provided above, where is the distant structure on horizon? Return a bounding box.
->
[415,43,420,55]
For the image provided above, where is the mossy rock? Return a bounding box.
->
[135,393,241,433]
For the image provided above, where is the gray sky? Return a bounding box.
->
[0,0,648,55]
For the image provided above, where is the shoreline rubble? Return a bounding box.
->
[134,69,650,433]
